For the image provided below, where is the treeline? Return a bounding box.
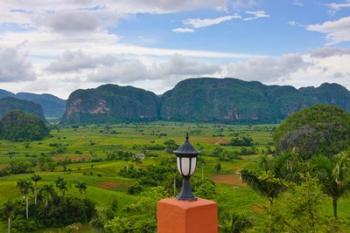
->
[0,175,94,232]
[238,105,350,232]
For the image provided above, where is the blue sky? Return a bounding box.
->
[0,0,350,98]
[114,0,350,54]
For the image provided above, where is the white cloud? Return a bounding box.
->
[2,46,350,99]
[307,16,350,44]
[0,46,36,82]
[50,53,221,84]
[157,54,220,76]
[309,47,350,58]
[174,10,269,33]
[221,54,311,82]
[44,11,101,34]
[88,59,150,83]
[0,0,227,21]
[46,50,115,73]
[243,10,270,21]
[326,0,350,11]
[172,28,194,33]
[183,15,241,29]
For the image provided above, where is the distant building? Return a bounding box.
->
[133,153,145,161]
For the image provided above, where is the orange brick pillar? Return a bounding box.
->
[157,198,218,233]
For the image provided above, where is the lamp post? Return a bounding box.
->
[174,133,198,201]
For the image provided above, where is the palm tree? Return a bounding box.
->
[16,179,33,219]
[55,177,67,196]
[311,153,350,218]
[31,174,42,205]
[75,181,87,194]
[241,170,286,208]
[3,200,15,233]
[39,184,55,207]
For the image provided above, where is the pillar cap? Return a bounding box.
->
[158,198,216,210]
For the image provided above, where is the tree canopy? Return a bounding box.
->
[0,110,49,141]
[274,105,350,159]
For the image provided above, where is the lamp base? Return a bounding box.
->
[176,177,197,201]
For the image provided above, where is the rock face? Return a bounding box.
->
[0,97,45,119]
[62,78,350,124]
[62,84,160,124]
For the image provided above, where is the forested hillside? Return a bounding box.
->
[63,78,350,124]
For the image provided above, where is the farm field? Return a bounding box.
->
[0,122,349,232]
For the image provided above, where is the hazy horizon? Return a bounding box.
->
[2,76,349,100]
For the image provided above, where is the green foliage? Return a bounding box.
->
[55,177,68,196]
[0,111,49,142]
[241,169,287,206]
[310,153,350,218]
[193,178,216,199]
[220,212,253,233]
[104,187,167,233]
[163,139,178,153]
[0,97,45,119]
[274,105,350,159]
[229,136,254,146]
[256,175,333,233]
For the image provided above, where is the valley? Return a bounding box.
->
[1,122,350,232]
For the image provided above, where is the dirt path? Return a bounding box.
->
[212,173,246,187]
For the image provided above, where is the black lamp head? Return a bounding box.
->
[174,133,198,201]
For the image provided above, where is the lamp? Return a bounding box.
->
[174,133,198,201]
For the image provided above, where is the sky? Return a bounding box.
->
[0,0,350,99]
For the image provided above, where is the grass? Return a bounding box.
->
[0,122,348,232]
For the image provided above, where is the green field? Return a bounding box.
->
[0,122,349,232]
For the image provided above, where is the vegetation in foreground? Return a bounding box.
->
[0,105,350,232]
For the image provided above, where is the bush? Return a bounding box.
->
[229,136,254,146]
[128,182,144,195]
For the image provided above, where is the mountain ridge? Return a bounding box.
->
[61,77,350,124]
[0,90,66,118]
[0,97,45,119]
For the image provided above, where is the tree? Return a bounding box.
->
[274,105,350,160]
[241,170,286,208]
[16,179,33,219]
[3,200,15,233]
[39,184,55,208]
[163,139,178,153]
[310,153,350,218]
[31,174,42,205]
[75,181,87,194]
[0,110,49,141]
[55,177,67,196]
[265,175,332,233]
[215,163,222,174]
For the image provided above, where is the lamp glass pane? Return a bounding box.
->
[190,157,197,176]
[180,158,190,176]
[177,157,182,175]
